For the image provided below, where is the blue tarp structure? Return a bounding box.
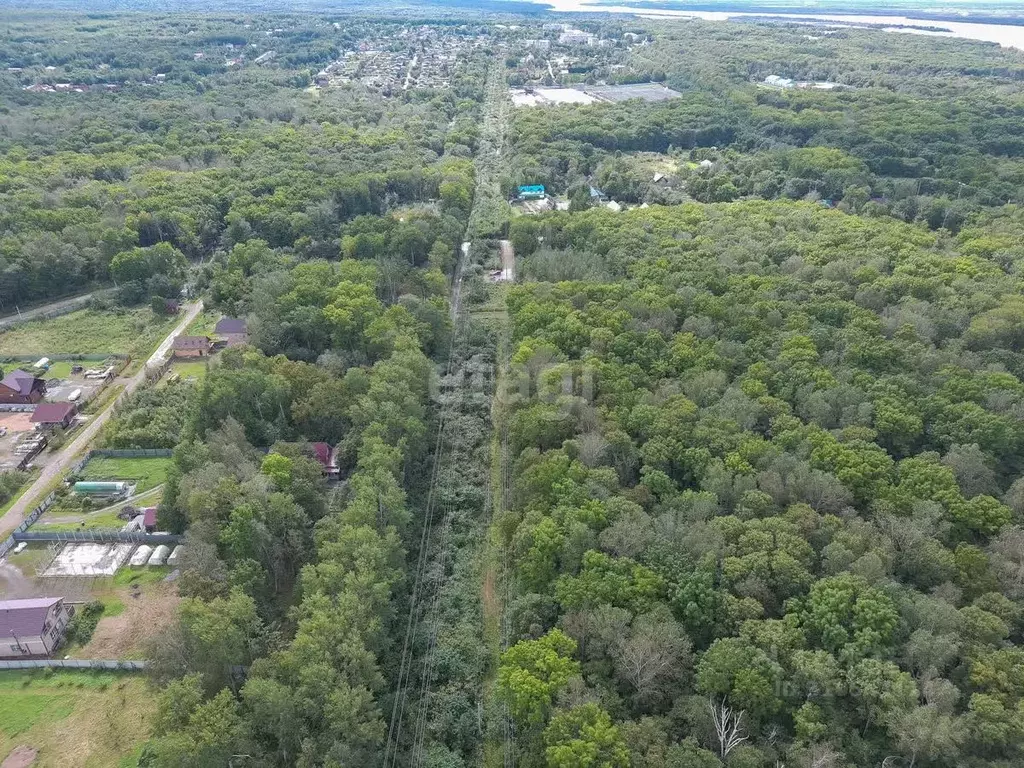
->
[517,184,546,199]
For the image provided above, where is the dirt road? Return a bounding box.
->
[0,300,203,539]
[0,288,116,331]
[498,239,515,281]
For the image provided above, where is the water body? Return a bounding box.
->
[538,0,1024,49]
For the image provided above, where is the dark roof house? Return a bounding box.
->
[0,369,45,404]
[30,402,77,428]
[171,335,211,357]
[0,597,74,658]
[215,317,247,335]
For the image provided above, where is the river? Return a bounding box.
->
[537,0,1024,49]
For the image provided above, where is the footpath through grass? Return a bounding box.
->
[0,670,154,768]
[0,308,178,358]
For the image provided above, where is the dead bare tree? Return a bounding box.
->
[709,697,748,759]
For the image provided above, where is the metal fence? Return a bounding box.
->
[14,530,181,545]
[1,353,128,363]
[90,449,174,459]
[0,659,146,671]
[0,490,58,559]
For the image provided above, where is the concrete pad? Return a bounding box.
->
[42,542,134,577]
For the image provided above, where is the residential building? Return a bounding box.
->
[309,442,340,479]
[517,184,546,200]
[214,317,249,346]
[171,335,212,358]
[0,597,74,658]
[0,369,45,404]
[30,402,77,430]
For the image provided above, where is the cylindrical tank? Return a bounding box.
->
[74,481,127,494]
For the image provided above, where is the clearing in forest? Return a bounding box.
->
[0,309,179,358]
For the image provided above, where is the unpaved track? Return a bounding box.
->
[0,301,203,539]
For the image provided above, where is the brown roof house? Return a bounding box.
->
[31,402,77,430]
[214,317,249,346]
[0,369,45,404]
[171,335,212,358]
[0,597,75,658]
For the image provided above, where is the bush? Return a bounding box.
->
[64,600,105,646]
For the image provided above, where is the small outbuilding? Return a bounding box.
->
[30,402,77,430]
[171,335,212,358]
[142,507,158,533]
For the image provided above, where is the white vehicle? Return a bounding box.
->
[68,388,82,402]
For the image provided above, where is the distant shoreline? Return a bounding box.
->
[582,1,1024,26]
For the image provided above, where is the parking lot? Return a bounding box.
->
[45,372,108,403]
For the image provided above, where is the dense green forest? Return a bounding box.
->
[6,8,1024,768]
[497,200,1024,767]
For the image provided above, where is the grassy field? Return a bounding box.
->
[0,670,154,768]
[166,359,208,383]
[0,308,178,358]
[184,310,218,336]
[79,457,171,493]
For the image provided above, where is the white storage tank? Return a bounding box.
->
[148,545,171,566]
[166,546,182,567]
[129,545,153,567]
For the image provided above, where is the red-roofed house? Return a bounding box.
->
[0,597,74,657]
[30,402,77,430]
[142,507,158,532]
[0,369,45,404]
[309,442,339,479]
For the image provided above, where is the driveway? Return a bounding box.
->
[0,300,203,539]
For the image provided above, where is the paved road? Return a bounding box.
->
[0,289,116,331]
[0,301,203,539]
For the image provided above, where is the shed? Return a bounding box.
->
[30,402,77,430]
[130,545,153,567]
[142,507,158,533]
[148,545,171,566]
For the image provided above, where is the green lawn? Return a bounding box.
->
[184,310,218,336]
[0,670,154,768]
[168,359,208,383]
[0,308,178,357]
[79,457,171,493]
